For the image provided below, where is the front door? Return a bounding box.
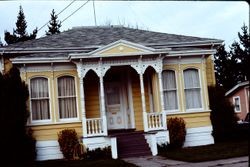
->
[105,83,125,129]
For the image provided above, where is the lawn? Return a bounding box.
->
[35,159,137,167]
[159,140,249,162]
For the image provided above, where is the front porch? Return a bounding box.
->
[75,57,170,158]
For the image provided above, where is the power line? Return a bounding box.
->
[92,0,97,26]
[61,0,90,24]
[37,0,76,32]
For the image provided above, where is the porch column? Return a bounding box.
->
[79,78,88,137]
[76,63,88,137]
[99,74,108,136]
[139,72,149,132]
[157,71,167,129]
[131,60,149,132]
[96,63,110,136]
[156,57,167,129]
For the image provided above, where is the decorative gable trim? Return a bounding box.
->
[70,39,159,58]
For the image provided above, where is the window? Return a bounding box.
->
[30,77,50,121]
[57,76,77,119]
[233,96,241,112]
[162,70,178,110]
[184,69,202,109]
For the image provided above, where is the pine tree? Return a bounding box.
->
[214,24,250,90]
[4,6,37,45]
[46,9,61,35]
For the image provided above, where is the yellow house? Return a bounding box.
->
[0,26,223,160]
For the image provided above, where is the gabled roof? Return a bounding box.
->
[2,25,222,51]
[225,81,249,96]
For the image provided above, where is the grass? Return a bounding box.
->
[159,140,249,162]
[35,159,137,167]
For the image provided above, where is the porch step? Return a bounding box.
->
[113,131,152,158]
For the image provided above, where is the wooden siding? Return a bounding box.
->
[168,112,212,128]
[131,72,144,130]
[84,71,101,118]
[31,123,82,141]
[206,55,216,86]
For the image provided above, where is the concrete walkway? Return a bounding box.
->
[123,156,249,167]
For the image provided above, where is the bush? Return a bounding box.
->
[58,129,80,160]
[208,86,238,142]
[167,117,186,149]
[85,146,112,160]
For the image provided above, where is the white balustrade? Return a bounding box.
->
[147,112,166,131]
[86,118,104,137]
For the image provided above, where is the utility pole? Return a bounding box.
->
[93,0,97,26]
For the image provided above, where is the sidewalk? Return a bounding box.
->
[123,156,249,167]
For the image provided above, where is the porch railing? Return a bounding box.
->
[86,118,105,137]
[147,112,166,131]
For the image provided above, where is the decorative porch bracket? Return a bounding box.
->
[130,56,167,132]
[76,61,110,137]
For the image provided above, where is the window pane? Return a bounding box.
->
[59,97,77,119]
[184,69,200,88]
[164,90,178,110]
[184,69,202,109]
[58,76,77,119]
[162,70,178,110]
[30,77,50,120]
[234,98,240,111]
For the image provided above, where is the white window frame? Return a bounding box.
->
[57,75,79,122]
[183,68,203,111]
[29,77,52,124]
[233,96,241,113]
[162,70,179,112]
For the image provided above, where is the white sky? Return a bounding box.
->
[0,1,249,50]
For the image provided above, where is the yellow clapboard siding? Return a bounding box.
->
[131,73,144,131]
[85,76,100,118]
[31,122,83,141]
[168,112,211,128]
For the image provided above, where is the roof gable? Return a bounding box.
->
[91,39,154,56]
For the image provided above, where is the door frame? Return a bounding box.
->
[103,70,135,130]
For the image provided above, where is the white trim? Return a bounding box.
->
[166,109,211,115]
[127,71,135,129]
[56,75,80,121]
[162,70,179,111]
[182,68,204,111]
[36,140,63,161]
[225,81,249,96]
[244,86,249,113]
[233,96,241,113]
[70,39,155,57]
[29,76,53,124]
[168,49,216,57]
[184,126,214,147]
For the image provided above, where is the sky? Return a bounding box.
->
[0,1,249,50]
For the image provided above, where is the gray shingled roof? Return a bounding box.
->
[4,26,221,50]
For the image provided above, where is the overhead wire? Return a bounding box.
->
[61,0,90,24]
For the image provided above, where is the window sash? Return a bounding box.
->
[184,69,202,109]
[162,70,178,110]
[58,76,77,119]
[30,77,50,121]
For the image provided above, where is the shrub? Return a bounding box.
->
[85,146,112,160]
[167,117,186,149]
[208,86,238,142]
[58,129,80,160]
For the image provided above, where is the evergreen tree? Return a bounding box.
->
[46,9,61,35]
[214,24,250,90]
[0,67,36,165]
[4,5,37,45]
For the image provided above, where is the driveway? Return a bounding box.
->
[123,156,249,167]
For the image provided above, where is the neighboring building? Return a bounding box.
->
[0,26,223,160]
[225,81,249,121]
